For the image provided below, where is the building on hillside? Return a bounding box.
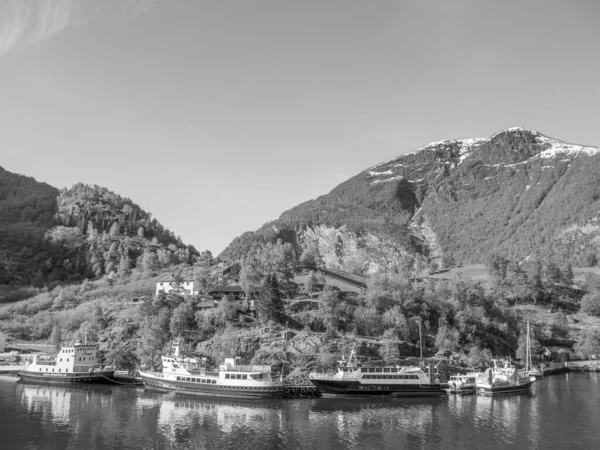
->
[208,285,246,300]
[0,332,6,353]
[537,346,575,362]
[208,285,258,310]
[155,277,196,297]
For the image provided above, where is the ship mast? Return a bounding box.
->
[526,319,530,371]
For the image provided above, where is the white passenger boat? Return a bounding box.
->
[139,340,282,399]
[17,343,114,384]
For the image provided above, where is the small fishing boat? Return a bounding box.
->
[446,373,478,395]
[17,343,114,385]
[475,359,535,395]
[139,340,282,398]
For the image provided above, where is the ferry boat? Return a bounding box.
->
[308,347,444,398]
[138,340,283,399]
[17,343,114,384]
[446,373,478,395]
[475,359,535,395]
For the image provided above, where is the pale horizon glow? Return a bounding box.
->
[1,0,599,255]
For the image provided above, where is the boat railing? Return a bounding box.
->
[309,371,359,380]
[222,364,272,373]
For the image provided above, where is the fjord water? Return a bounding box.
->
[1,374,599,450]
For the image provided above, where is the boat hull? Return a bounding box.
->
[310,379,445,398]
[17,370,115,385]
[139,371,283,399]
[446,386,476,395]
[476,380,534,396]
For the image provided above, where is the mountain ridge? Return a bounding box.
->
[221,127,600,272]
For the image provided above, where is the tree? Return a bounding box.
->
[169,302,196,338]
[581,292,600,316]
[109,222,120,238]
[435,324,460,352]
[299,242,325,270]
[239,254,263,300]
[141,249,159,273]
[50,326,62,352]
[256,273,285,324]
[118,254,132,277]
[379,329,401,362]
[137,309,171,368]
[466,346,492,369]
[516,326,541,363]
[305,271,320,296]
[561,264,574,286]
[574,330,600,359]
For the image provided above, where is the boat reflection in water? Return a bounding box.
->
[4,374,600,450]
[149,393,285,449]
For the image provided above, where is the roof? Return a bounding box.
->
[156,277,192,283]
[541,346,574,353]
[209,285,244,293]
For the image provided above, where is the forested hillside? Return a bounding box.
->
[221,128,600,273]
[0,168,198,287]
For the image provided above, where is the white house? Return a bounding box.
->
[155,278,195,297]
[0,332,6,353]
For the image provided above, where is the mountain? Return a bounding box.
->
[0,168,198,286]
[220,128,600,272]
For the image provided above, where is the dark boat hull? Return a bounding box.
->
[140,373,283,399]
[17,370,115,385]
[476,380,534,396]
[310,379,445,398]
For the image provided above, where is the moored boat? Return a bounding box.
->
[17,343,114,385]
[446,373,478,395]
[475,359,535,395]
[139,340,282,399]
[309,347,444,398]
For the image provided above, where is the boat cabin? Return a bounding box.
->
[27,343,102,374]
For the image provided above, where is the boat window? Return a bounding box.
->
[212,380,216,384]
[361,368,368,373]
[39,368,41,371]
[384,368,391,373]
[65,369,68,372]
[177,377,181,381]
[376,368,383,373]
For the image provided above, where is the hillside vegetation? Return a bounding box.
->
[0,168,198,288]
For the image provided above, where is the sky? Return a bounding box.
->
[1,0,599,255]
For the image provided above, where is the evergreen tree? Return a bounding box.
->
[110,222,120,238]
[118,254,132,277]
[257,273,285,324]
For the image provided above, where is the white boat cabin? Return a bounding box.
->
[26,344,103,374]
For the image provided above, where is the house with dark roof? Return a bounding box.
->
[537,345,575,361]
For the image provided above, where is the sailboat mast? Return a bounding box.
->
[526,319,530,371]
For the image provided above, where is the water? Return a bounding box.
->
[1,373,599,450]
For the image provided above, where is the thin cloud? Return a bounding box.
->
[0,0,158,54]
